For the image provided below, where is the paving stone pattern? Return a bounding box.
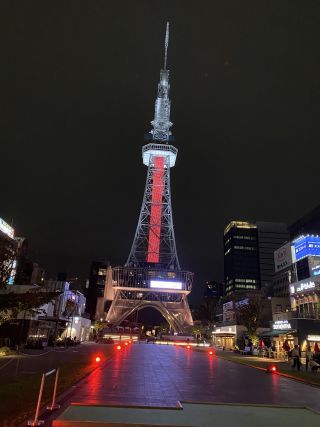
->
[69,344,320,411]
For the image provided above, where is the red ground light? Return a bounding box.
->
[186,345,191,349]
[267,365,277,373]
[117,345,121,351]
[209,350,213,355]
[95,356,101,363]
[125,342,128,346]
[129,340,132,344]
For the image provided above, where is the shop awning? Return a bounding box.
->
[259,329,295,337]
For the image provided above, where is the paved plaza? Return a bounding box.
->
[44,342,320,426]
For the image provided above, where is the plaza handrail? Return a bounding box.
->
[27,367,60,426]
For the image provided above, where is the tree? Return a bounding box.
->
[0,238,16,289]
[157,323,169,336]
[0,290,57,326]
[191,321,204,340]
[235,297,263,344]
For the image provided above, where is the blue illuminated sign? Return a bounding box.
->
[294,236,320,261]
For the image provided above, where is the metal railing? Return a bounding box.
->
[27,368,60,426]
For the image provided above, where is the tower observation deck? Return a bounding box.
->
[105,23,193,332]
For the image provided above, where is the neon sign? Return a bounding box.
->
[150,280,182,290]
[290,281,316,294]
[272,320,292,330]
[297,281,315,292]
[307,335,320,341]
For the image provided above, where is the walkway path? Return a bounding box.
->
[51,343,320,418]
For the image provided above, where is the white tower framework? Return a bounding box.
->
[105,23,193,332]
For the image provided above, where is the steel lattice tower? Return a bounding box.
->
[105,23,193,332]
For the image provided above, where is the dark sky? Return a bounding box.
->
[2,1,320,304]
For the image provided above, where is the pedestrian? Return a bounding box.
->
[306,346,312,371]
[292,344,301,371]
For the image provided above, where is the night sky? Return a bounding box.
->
[2,1,320,304]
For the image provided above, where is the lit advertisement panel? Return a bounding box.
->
[293,236,320,261]
[0,217,14,239]
[150,280,182,290]
[309,257,320,277]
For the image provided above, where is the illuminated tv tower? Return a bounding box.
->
[105,23,193,332]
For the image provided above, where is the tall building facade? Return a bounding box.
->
[224,221,260,296]
[0,216,16,286]
[256,222,290,290]
[224,221,289,296]
[289,204,320,238]
[85,261,108,320]
[204,280,224,298]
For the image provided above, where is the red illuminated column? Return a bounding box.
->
[147,156,165,263]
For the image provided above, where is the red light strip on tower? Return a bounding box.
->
[147,156,164,263]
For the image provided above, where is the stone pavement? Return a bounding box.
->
[52,343,320,414]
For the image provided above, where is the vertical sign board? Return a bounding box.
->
[308,257,320,277]
[274,242,293,272]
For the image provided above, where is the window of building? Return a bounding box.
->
[234,245,257,251]
[98,269,107,276]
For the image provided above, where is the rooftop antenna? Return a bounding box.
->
[164,22,169,70]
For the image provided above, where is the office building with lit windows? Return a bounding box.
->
[224,221,289,296]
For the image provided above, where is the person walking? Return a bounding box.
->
[292,344,301,371]
[306,346,312,371]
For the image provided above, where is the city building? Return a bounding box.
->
[0,280,91,346]
[14,237,34,285]
[204,280,224,298]
[273,234,320,299]
[256,222,290,290]
[224,221,289,296]
[273,242,295,297]
[0,216,16,286]
[212,296,272,349]
[224,221,259,296]
[267,234,320,354]
[289,203,320,238]
[85,261,108,320]
[194,281,224,323]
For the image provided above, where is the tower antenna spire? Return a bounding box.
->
[164,22,169,70]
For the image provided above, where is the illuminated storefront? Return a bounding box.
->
[290,278,320,319]
[212,325,240,350]
[260,320,295,356]
[261,318,320,354]
[212,325,269,350]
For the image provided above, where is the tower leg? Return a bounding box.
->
[106,290,193,333]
